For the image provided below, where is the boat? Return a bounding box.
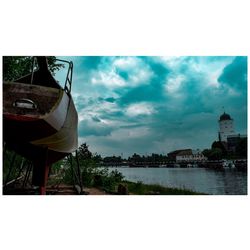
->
[3,57,78,194]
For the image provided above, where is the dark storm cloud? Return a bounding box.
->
[118,57,170,105]
[104,97,116,103]
[56,56,247,157]
[218,56,247,90]
[78,119,113,137]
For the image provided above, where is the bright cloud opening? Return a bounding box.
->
[125,102,155,117]
[165,75,185,94]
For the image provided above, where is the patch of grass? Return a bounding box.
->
[123,181,206,195]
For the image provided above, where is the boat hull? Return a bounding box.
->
[3,82,78,164]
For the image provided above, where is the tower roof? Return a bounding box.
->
[219,112,232,121]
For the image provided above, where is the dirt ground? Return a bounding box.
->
[46,184,108,195]
[82,187,107,195]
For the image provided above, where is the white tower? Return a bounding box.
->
[218,112,235,142]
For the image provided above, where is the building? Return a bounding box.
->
[176,149,207,162]
[167,149,190,161]
[217,111,247,153]
[227,134,247,152]
[218,112,235,142]
[168,149,207,162]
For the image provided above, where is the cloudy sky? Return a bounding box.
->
[55,56,247,157]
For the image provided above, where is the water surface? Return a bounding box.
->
[111,167,247,195]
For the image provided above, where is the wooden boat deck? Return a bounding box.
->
[3,82,62,117]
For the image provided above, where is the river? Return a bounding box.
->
[110,167,247,195]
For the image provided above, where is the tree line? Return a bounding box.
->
[202,138,247,160]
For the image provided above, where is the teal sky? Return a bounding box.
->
[55,56,247,157]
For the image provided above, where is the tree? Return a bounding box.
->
[202,148,223,160]
[3,56,64,81]
[202,149,211,159]
[75,143,99,186]
[78,143,92,160]
[129,153,141,163]
[62,143,124,191]
[211,141,227,158]
[209,148,223,160]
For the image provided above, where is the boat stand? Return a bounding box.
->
[67,151,83,194]
[32,147,50,195]
[3,148,34,194]
[3,146,84,195]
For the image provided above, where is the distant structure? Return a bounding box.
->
[167,149,187,161]
[227,134,247,152]
[168,149,207,162]
[218,112,235,142]
[218,111,247,153]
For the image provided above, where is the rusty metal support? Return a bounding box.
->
[75,150,83,192]
[30,57,36,85]
[15,158,25,180]
[4,158,26,188]
[68,154,76,185]
[4,152,17,185]
[68,153,83,193]
[23,162,33,188]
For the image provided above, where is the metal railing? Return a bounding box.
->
[56,59,73,94]
[30,57,74,94]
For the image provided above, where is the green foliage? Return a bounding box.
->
[211,148,223,160]
[202,141,228,160]
[81,158,100,186]
[202,149,211,158]
[133,181,144,194]
[124,181,205,195]
[3,56,33,81]
[3,56,64,81]
[128,153,169,163]
[212,141,227,157]
[203,148,223,160]
[92,169,124,192]
[103,155,122,164]
[62,165,73,185]
[78,143,93,160]
[50,160,63,175]
[60,143,125,192]
[109,169,124,183]
[203,138,247,160]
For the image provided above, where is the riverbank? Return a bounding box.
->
[82,181,206,195]
[97,180,206,195]
[3,180,206,195]
[60,179,206,195]
[121,180,206,195]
